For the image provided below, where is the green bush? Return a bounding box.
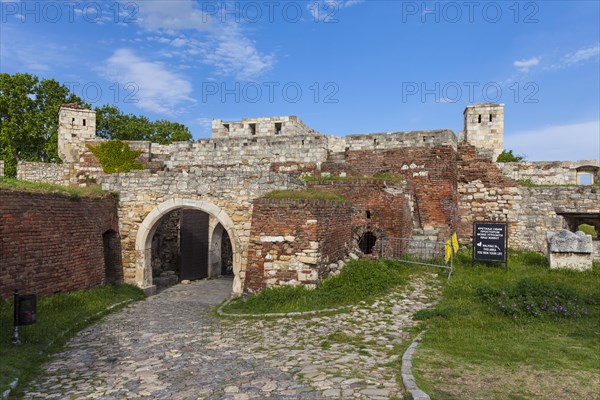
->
[88,140,144,174]
[497,149,525,163]
[578,224,597,238]
[476,278,591,319]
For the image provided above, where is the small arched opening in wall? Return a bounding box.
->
[358,231,378,254]
[102,229,123,285]
[136,199,243,295]
[353,226,384,256]
[576,165,599,185]
[210,223,234,277]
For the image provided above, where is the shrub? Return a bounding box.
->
[497,149,525,163]
[476,278,590,319]
[88,140,144,174]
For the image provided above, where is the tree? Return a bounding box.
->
[0,73,85,177]
[496,149,525,163]
[95,104,192,144]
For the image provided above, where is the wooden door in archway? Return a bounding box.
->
[180,209,209,280]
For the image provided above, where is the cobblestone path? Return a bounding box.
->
[23,272,440,399]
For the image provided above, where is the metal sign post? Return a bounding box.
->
[472,221,508,271]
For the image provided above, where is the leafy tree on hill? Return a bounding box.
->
[95,105,192,144]
[0,73,86,177]
[0,73,193,177]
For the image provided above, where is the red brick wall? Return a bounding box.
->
[320,146,458,238]
[306,180,413,249]
[245,198,351,292]
[0,190,122,299]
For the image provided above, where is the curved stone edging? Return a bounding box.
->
[217,296,353,318]
[2,378,19,400]
[1,299,136,400]
[401,329,431,400]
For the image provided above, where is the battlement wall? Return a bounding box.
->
[499,160,600,185]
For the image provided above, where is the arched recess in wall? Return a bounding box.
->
[352,226,385,256]
[103,229,123,285]
[135,199,242,294]
[210,223,234,277]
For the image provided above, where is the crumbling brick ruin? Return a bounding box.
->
[7,103,599,296]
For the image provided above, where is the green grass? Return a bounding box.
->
[262,189,346,201]
[412,250,600,399]
[0,285,144,395]
[0,177,108,199]
[221,259,415,314]
[303,172,404,182]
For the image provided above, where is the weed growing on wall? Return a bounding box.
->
[88,140,144,174]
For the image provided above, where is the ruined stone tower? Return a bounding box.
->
[58,104,97,163]
[462,103,504,161]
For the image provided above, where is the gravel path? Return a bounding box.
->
[22,273,440,399]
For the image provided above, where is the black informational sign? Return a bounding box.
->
[473,222,508,267]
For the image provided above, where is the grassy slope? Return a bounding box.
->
[412,251,600,399]
[0,285,144,395]
[0,177,107,199]
[221,259,417,314]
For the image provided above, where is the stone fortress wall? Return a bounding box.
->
[11,102,600,295]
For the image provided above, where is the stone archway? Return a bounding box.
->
[135,198,243,295]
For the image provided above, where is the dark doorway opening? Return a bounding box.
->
[102,230,122,285]
[221,229,234,275]
[358,231,377,254]
[180,209,210,280]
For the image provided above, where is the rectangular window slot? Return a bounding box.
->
[366,211,371,219]
[275,122,282,135]
[489,114,493,122]
[478,115,482,123]
[83,119,86,126]
[223,123,230,134]
[249,123,256,135]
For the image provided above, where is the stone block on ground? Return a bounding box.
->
[547,230,593,270]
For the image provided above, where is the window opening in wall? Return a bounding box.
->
[72,117,75,124]
[358,231,377,254]
[373,138,377,145]
[423,136,426,142]
[223,123,230,134]
[249,123,256,135]
[489,114,493,122]
[214,143,217,149]
[577,172,593,185]
[478,115,482,123]
[275,122,282,135]
[83,118,86,126]
[366,211,371,219]
[302,140,305,146]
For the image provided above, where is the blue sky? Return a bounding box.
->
[1,0,599,161]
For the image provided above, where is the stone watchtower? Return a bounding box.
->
[58,104,97,163]
[462,103,504,161]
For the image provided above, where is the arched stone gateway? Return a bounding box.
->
[135,198,243,295]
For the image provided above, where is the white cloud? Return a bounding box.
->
[308,0,364,22]
[553,44,600,69]
[505,121,600,162]
[136,0,273,79]
[513,57,541,73]
[100,48,194,114]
